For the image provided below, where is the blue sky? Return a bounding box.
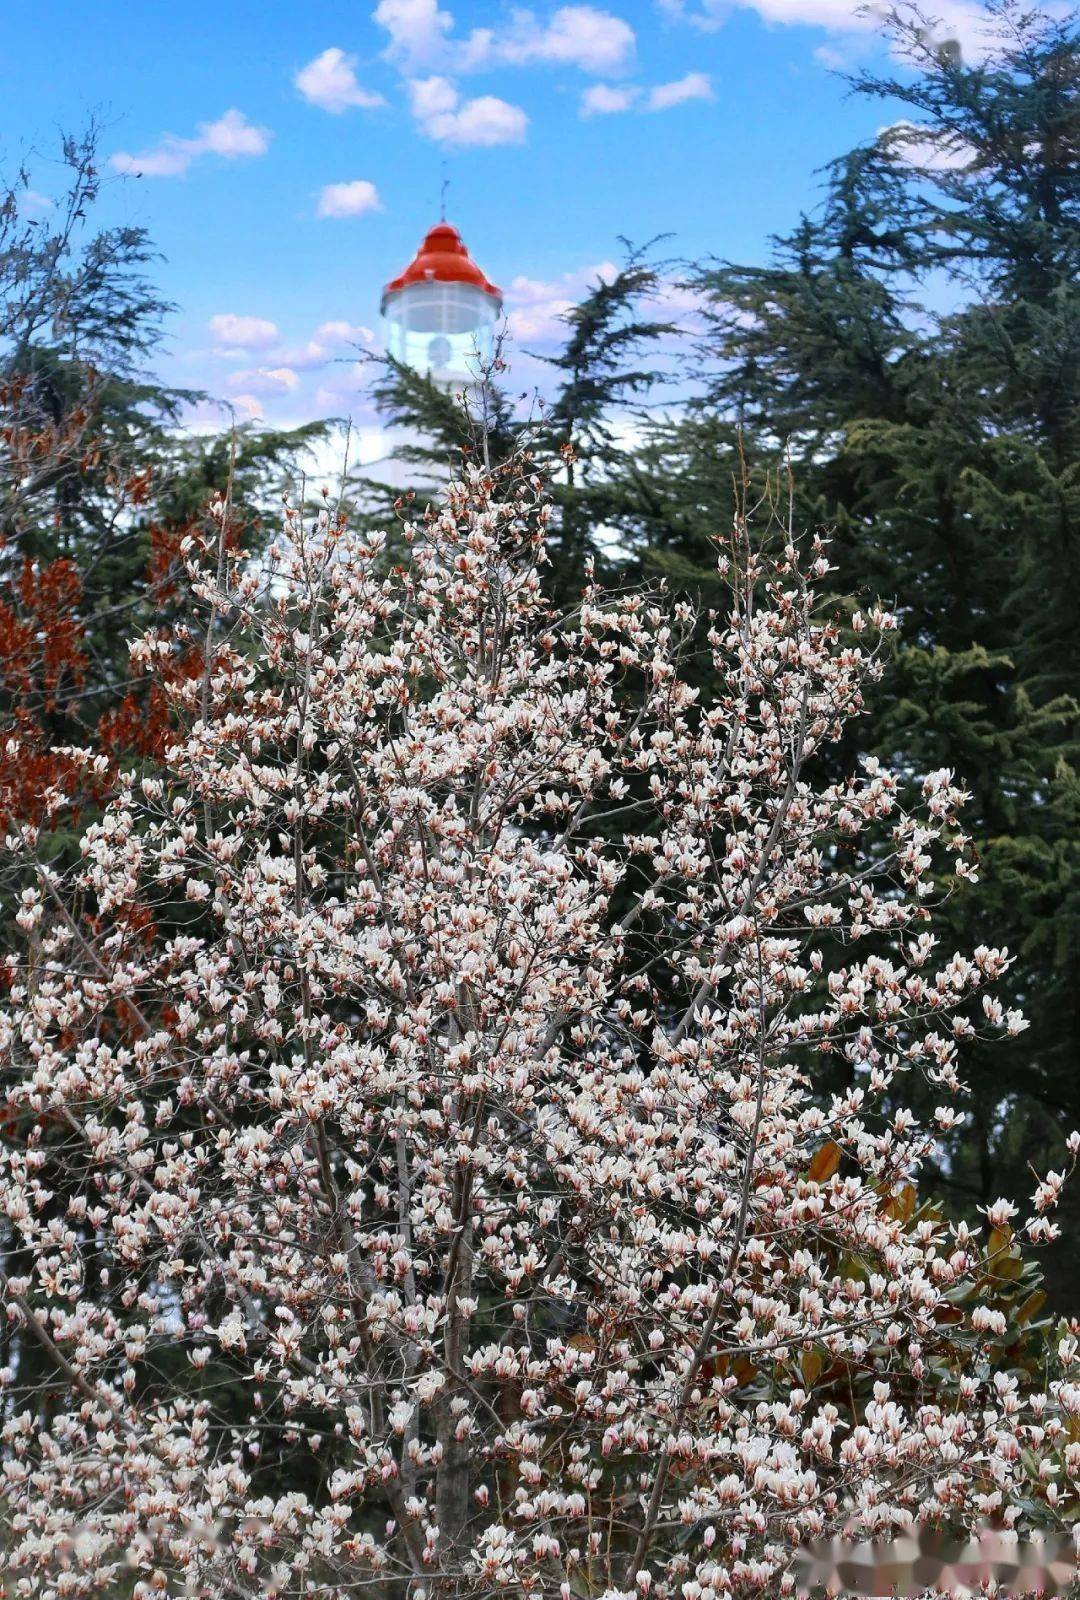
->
[2,0,992,431]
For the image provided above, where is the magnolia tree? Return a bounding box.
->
[0,452,1077,1600]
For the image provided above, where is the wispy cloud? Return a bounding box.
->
[581,82,639,114]
[408,76,529,145]
[295,47,386,112]
[227,366,301,397]
[209,313,281,351]
[505,261,619,343]
[316,179,383,218]
[879,119,976,172]
[647,71,713,108]
[580,71,713,115]
[504,259,706,364]
[18,189,54,214]
[111,109,270,179]
[227,393,265,421]
[216,320,380,419]
[207,317,376,374]
[279,322,377,368]
[659,0,1014,66]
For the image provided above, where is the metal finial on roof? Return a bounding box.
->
[440,161,449,223]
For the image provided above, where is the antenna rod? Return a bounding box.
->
[440,160,449,223]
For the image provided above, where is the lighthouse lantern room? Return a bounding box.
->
[380,221,503,383]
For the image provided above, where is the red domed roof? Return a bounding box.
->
[381,222,502,312]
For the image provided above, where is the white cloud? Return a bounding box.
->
[228,367,301,397]
[209,313,281,350]
[647,71,713,109]
[111,109,271,179]
[296,47,386,112]
[581,82,639,114]
[316,179,383,218]
[506,294,577,341]
[376,0,634,75]
[505,261,618,343]
[312,377,381,417]
[579,73,712,117]
[228,393,265,420]
[655,0,814,35]
[651,276,708,320]
[439,94,529,145]
[813,42,848,67]
[660,0,1021,65]
[480,6,635,72]
[503,261,705,360]
[879,119,976,172]
[111,147,186,178]
[197,110,270,158]
[374,0,454,70]
[19,189,54,214]
[661,0,859,28]
[408,77,528,145]
[408,74,459,121]
[280,321,378,367]
[208,317,377,378]
[316,320,377,346]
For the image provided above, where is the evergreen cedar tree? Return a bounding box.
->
[0,447,1077,1597]
[0,126,329,826]
[367,0,1080,1296]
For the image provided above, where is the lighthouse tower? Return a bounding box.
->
[380,221,503,386]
